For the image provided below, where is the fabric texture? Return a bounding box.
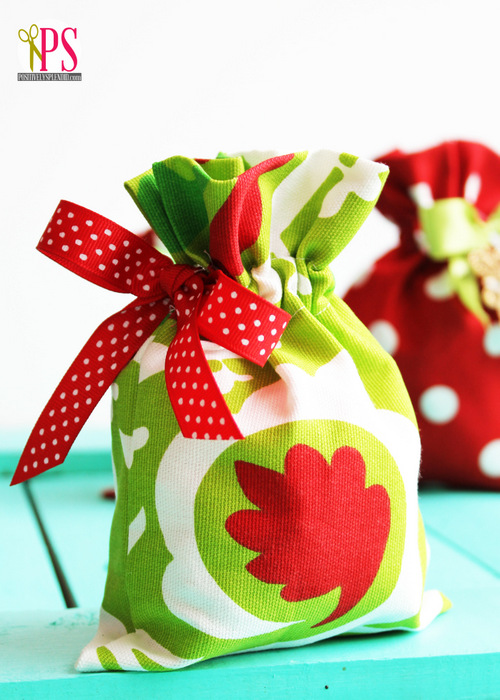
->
[345,141,500,489]
[77,150,447,673]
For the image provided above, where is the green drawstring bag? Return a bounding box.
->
[74,150,448,672]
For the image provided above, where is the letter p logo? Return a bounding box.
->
[40,28,58,71]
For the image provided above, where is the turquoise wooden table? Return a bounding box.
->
[1,449,499,699]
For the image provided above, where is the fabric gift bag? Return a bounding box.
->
[345,141,500,490]
[14,150,447,673]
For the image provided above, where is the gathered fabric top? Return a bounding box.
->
[125,150,388,304]
[376,141,500,256]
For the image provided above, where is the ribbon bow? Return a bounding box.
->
[418,198,500,324]
[12,201,291,485]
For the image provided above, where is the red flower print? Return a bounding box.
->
[225,444,391,626]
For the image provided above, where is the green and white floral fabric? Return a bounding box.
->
[77,150,448,673]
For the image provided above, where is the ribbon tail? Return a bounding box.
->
[165,274,244,441]
[11,297,170,485]
[198,270,291,365]
[487,203,500,232]
[448,257,490,325]
[164,269,291,441]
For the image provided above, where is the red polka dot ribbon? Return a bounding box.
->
[11,201,291,485]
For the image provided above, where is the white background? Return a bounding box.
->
[2,0,500,449]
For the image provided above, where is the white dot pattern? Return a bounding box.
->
[14,201,291,482]
[198,275,289,368]
[14,296,168,484]
[166,275,243,441]
[13,200,175,484]
[166,269,290,441]
[478,439,500,477]
[37,200,168,300]
[369,320,399,356]
[419,385,459,424]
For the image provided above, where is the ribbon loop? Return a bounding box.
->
[417,197,500,323]
[38,199,165,295]
[419,198,490,260]
[198,272,287,366]
[12,200,291,485]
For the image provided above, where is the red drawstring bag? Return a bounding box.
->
[345,141,500,490]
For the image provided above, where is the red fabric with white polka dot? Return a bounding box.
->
[345,141,500,489]
[12,201,290,485]
[168,273,288,441]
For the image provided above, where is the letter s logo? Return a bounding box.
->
[61,27,77,72]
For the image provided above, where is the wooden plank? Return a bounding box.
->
[28,470,115,608]
[424,531,498,593]
[419,487,500,576]
[0,598,498,698]
[2,460,499,695]
[0,531,499,697]
[0,476,64,611]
